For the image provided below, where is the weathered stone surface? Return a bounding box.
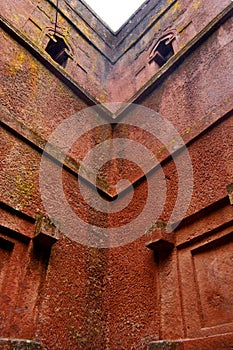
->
[0,0,232,349]
[34,213,60,248]
[146,224,174,254]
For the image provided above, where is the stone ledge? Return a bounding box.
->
[146,223,174,256]
[0,339,42,350]
[149,333,233,350]
[34,212,61,249]
[149,340,183,350]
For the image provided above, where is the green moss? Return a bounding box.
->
[146,220,168,233]
[14,172,34,207]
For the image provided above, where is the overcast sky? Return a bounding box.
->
[84,0,146,31]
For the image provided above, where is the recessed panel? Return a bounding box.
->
[178,228,233,337]
[192,235,233,328]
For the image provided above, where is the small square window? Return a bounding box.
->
[149,33,175,67]
[153,40,174,67]
[45,35,70,67]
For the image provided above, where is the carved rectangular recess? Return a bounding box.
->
[23,18,43,41]
[0,228,49,338]
[177,225,233,338]
[192,234,233,329]
[0,236,14,291]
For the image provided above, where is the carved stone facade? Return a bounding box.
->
[0,0,233,349]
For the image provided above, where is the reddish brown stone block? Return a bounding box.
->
[0,0,233,348]
[193,238,233,328]
[177,226,233,338]
[34,213,60,248]
[146,223,174,254]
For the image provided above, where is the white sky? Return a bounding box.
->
[84,0,146,32]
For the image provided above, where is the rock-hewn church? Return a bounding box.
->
[0,0,233,349]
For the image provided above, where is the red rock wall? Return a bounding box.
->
[0,0,233,349]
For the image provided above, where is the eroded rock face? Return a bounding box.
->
[0,0,233,349]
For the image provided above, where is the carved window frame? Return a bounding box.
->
[148,31,176,67]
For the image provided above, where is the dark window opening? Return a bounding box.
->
[153,40,174,67]
[45,35,70,67]
[149,33,175,68]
